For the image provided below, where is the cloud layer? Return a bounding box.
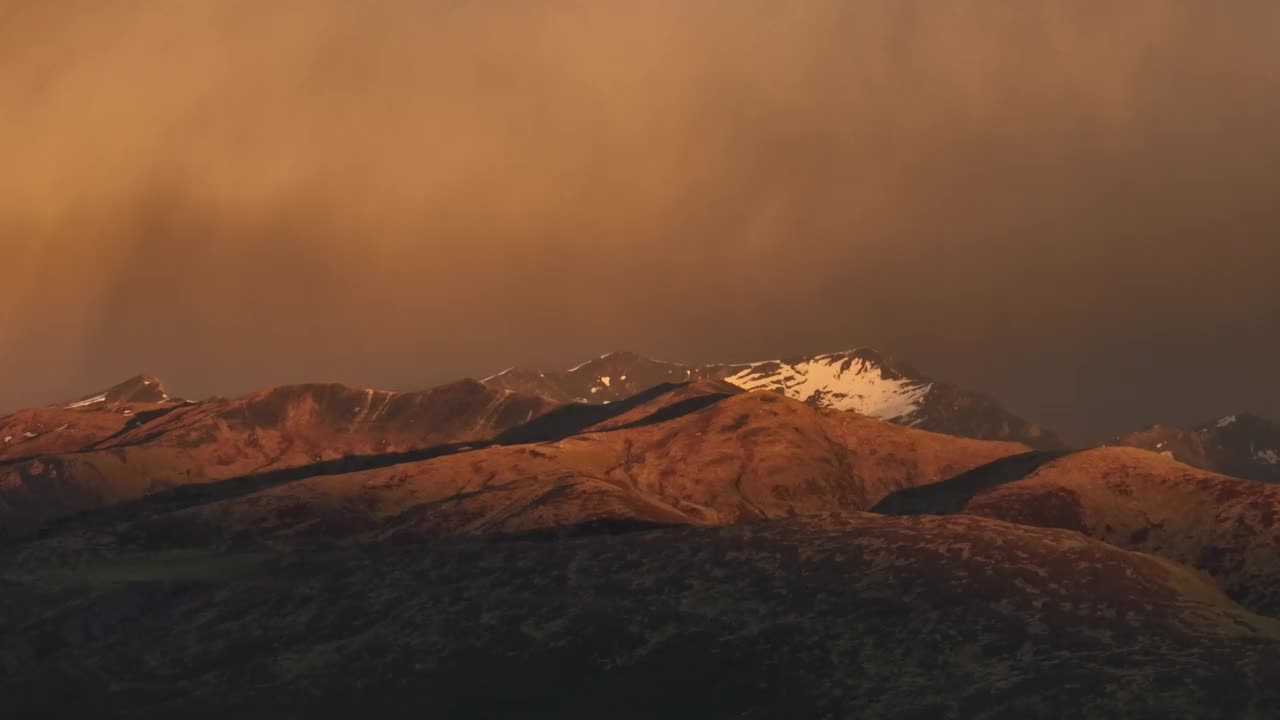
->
[2,0,1278,440]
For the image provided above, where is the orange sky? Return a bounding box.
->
[1,1,1278,440]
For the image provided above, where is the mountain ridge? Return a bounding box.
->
[1108,411,1280,483]
[484,348,1066,449]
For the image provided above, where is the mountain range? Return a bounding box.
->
[3,349,1279,717]
[484,348,1066,449]
[1107,412,1280,483]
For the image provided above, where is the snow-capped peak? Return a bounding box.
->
[722,351,932,423]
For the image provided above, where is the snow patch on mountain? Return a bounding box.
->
[66,393,108,409]
[568,352,622,373]
[1256,449,1279,465]
[1217,415,1238,428]
[723,352,932,423]
[482,367,516,382]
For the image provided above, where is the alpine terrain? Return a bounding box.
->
[1,367,1277,718]
[1108,412,1280,483]
[483,348,1065,449]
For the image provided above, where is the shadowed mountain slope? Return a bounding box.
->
[492,379,741,444]
[873,451,1076,516]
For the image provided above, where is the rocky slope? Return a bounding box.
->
[484,349,1065,449]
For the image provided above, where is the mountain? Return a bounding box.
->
[483,348,1065,449]
[482,351,701,404]
[0,375,182,463]
[876,446,1280,616]
[65,374,175,407]
[4,374,1280,717]
[1108,412,1280,483]
[92,386,1025,548]
[0,378,554,537]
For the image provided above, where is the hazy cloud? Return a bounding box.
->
[2,0,1278,440]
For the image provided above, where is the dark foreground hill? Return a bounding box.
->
[4,513,1278,719]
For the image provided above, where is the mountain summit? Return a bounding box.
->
[484,348,1065,449]
[64,374,174,408]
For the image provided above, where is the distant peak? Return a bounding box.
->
[566,350,667,373]
[1198,412,1274,433]
[66,374,173,408]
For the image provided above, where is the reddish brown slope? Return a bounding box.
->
[485,349,1067,449]
[123,390,1026,546]
[0,379,553,536]
[954,448,1280,615]
[0,375,181,462]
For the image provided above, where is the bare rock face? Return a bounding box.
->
[484,348,1066,449]
[1109,412,1280,483]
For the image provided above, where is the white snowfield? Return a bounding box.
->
[722,352,932,424]
[1256,449,1280,465]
